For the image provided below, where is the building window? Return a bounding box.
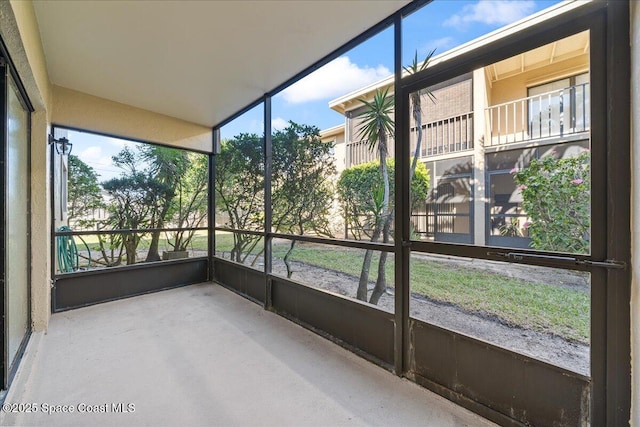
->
[527,73,589,139]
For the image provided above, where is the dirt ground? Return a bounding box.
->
[218,249,590,377]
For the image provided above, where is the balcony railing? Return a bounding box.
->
[415,112,474,158]
[346,136,395,167]
[346,112,474,167]
[486,83,590,146]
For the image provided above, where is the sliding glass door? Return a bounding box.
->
[1,58,31,389]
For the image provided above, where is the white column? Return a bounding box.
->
[472,68,488,246]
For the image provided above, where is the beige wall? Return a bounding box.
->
[630,1,639,424]
[487,54,589,140]
[488,54,589,107]
[6,0,51,112]
[52,86,212,152]
[1,0,213,334]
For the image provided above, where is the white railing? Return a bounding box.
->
[486,83,590,146]
[346,136,395,167]
[414,112,473,158]
[346,112,474,167]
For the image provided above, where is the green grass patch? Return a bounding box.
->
[271,241,589,343]
[77,230,589,343]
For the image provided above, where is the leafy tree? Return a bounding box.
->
[67,154,104,228]
[355,88,395,304]
[140,145,190,261]
[167,152,209,252]
[513,150,590,253]
[102,171,167,265]
[215,133,264,263]
[101,146,174,265]
[271,122,336,278]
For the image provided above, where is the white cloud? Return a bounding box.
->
[444,1,536,29]
[280,56,391,104]
[271,117,288,131]
[79,146,103,161]
[245,117,289,132]
[78,146,116,176]
[419,37,456,57]
[105,136,137,149]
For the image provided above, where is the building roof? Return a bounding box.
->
[328,0,591,115]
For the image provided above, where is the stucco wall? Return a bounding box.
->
[5,0,50,111]
[1,0,213,334]
[488,54,589,107]
[2,0,52,331]
[52,85,212,152]
[630,1,639,424]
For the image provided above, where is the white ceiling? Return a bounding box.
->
[33,0,410,127]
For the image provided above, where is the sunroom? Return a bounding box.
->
[0,1,637,426]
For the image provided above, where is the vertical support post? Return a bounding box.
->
[264,96,273,309]
[345,111,352,168]
[605,1,631,424]
[472,68,487,247]
[393,13,409,377]
[208,128,218,282]
[49,128,57,312]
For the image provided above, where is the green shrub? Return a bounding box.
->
[513,150,590,253]
[337,159,430,239]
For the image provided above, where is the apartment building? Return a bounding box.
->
[327,30,589,250]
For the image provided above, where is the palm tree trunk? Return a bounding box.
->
[367,135,390,304]
[357,224,382,301]
[410,95,422,183]
[369,210,394,304]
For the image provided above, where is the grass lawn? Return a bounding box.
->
[73,231,588,343]
[216,232,589,343]
[73,230,210,252]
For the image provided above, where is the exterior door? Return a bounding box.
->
[0,56,31,390]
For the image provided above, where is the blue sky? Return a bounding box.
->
[73,0,560,181]
[220,0,561,139]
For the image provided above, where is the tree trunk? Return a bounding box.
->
[146,230,162,262]
[410,94,422,183]
[367,137,390,304]
[283,240,296,278]
[357,224,382,301]
[146,205,170,261]
[357,250,374,301]
[369,210,394,305]
[124,235,137,265]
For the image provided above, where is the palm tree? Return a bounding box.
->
[354,51,436,304]
[355,88,394,303]
[405,49,436,182]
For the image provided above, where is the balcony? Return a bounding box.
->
[346,112,474,167]
[346,137,395,167]
[486,83,590,147]
[1,283,496,426]
[414,112,474,158]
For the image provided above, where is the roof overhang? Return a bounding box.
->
[33,0,411,127]
[328,0,592,115]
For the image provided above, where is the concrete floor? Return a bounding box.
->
[1,283,496,427]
